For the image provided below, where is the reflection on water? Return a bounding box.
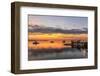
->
[28,40,71,49]
[28,40,88,60]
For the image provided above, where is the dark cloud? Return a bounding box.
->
[28,25,88,34]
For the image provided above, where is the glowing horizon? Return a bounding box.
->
[28,32,87,41]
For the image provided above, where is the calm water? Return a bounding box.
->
[28,40,88,60]
[28,40,71,49]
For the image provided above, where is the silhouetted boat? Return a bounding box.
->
[62,40,66,43]
[32,41,39,45]
[50,41,54,43]
[64,43,70,46]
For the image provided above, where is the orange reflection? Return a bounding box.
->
[28,32,87,50]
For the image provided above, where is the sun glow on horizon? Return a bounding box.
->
[28,32,87,41]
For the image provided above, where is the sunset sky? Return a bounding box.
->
[28,15,88,49]
[28,15,88,30]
